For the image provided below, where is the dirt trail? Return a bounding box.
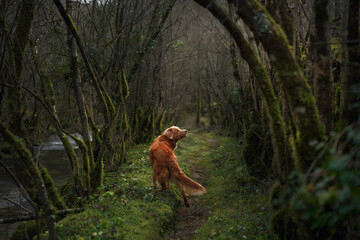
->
[165,136,218,240]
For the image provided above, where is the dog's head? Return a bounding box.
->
[163,126,188,141]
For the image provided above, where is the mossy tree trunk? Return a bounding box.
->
[6,0,37,140]
[265,0,293,42]
[53,0,118,190]
[193,0,291,180]
[53,0,115,126]
[66,0,93,193]
[0,122,57,240]
[229,0,326,172]
[31,40,83,196]
[1,1,59,237]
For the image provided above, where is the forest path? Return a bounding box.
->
[164,129,221,240]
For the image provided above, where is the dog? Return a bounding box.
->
[149,126,206,207]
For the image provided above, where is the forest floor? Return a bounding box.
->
[164,132,219,240]
[165,129,277,240]
[48,128,276,240]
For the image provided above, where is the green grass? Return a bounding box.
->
[55,143,181,240]
[193,134,278,240]
[53,129,277,239]
[55,131,208,240]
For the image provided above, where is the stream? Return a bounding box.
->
[0,134,80,239]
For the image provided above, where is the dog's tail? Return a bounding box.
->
[170,165,206,195]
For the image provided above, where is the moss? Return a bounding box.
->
[67,14,78,34]
[154,109,165,136]
[192,132,276,239]
[0,123,43,205]
[74,138,91,192]
[58,132,82,193]
[60,177,82,207]
[269,180,283,212]
[59,133,78,172]
[120,112,130,133]
[56,136,184,239]
[104,90,116,118]
[234,0,327,173]
[40,167,67,210]
[11,219,46,240]
[85,105,101,164]
[132,106,156,143]
[119,71,129,100]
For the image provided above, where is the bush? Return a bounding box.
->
[286,122,360,239]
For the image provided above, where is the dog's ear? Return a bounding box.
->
[163,128,174,139]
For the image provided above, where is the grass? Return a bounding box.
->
[192,133,278,240]
[55,142,181,240]
[54,130,207,240]
[51,129,277,239]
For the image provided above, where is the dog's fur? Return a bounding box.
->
[149,126,206,207]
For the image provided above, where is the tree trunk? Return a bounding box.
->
[229,0,325,172]
[53,0,115,124]
[193,0,291,180]
[6,0,36,139]
[340,0,360,125]
[265,0,293,42]
[0,122,57,240]
[31,40,83,195]
[66,0,93,193]
[310,0,333,135]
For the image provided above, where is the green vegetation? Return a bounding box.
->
[190,131,277,240]
[56,142,180,239]
[55,132,208,239]
[51,128,282,239]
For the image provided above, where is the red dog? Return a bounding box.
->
[149,126,206,207]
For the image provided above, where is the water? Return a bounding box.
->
[0,134,80,239]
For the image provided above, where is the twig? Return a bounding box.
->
[0,194,32,214]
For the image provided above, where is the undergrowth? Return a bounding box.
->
[194,134,278,240]
[45,129,279,239]
[55,142,184,240]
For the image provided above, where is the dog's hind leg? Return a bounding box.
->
[156,168,170,191]
[181,189,190,207]
[152,166,158,189]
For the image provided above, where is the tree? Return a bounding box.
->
[340,0,360,125]
[310,0,333,135]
